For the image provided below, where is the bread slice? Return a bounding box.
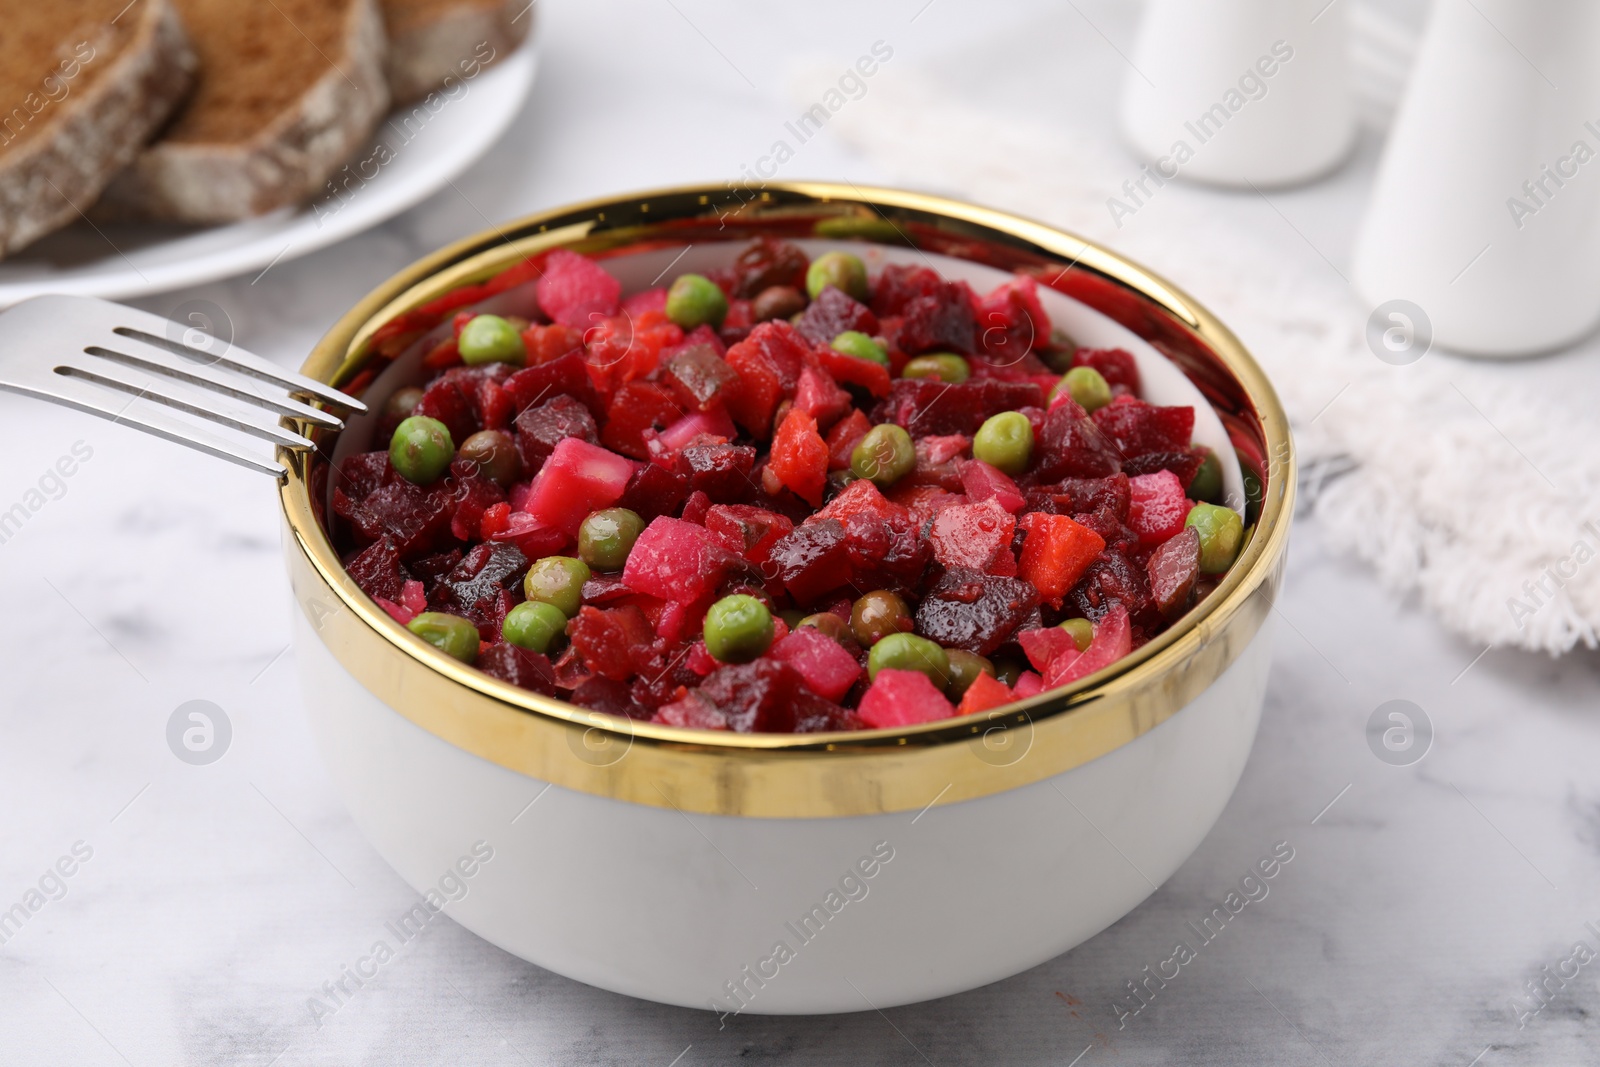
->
[95,0,389,224]
[0,0,195,257]
[382,0,532,104]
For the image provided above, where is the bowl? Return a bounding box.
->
[278,182,1294,1014]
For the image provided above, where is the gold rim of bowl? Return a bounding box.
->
[278,181,1296,819]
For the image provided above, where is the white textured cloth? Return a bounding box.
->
[807,68,1600,656]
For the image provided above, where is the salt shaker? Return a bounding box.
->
[1352,0,1600,356]
[1119,0,1355,188]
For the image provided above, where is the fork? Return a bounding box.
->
[0,295,367,479]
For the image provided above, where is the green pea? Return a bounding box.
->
[383,385,424,423]
[704,594,775,663]
[813,216,901,242]
[1055,366,1112,413]
[1058,618,1094,652]
[831,330,888,365]
[1041,329,1078,373]
[1185,503,1245,574]
[389,415,454,485]
[458,314,527,366]
[972,411,1033,476]
[944,649,994,700]
[850,591,912,647]
[578,508,644,572]
[902,354,970,383]
[993,658,1024,688]
[867,632,950,687]
[407,612,480,663]
[850,423,916,488]
[1189,449,1223,504]
[807,251,869,301]
[665,273,729,330]
[458,429,520,487]
[799,612,859,652]
[523,556,591,617]
[501,600,568,653]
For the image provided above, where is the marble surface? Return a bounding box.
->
[3,1,1599,1064]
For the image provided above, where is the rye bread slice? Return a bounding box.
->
[382,0,532,104]
[0,0,196,258]
[95,0,389,223]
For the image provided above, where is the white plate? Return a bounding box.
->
[0,48,538,307]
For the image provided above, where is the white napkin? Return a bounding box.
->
[794,60,1600,656]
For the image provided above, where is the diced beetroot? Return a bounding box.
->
[731,236,809,298]
[687,640,716,676]
[571,677,647,719]
[488,511,567,560]
[723,327,789,436]
[815,344,892,397]
[767,518,853,605]
[891,281,979,355]
[1046,473,1131,520]
[814,477,904,524]
[889,484,964,527]
[344,537,408,602]
[1067,552,1157,630]
[664,343,739,412]
[794,285,880,346]
[1017,512,1107,608]
[514,394,599,472]
[976,276,1050,364]
[1018,625,1081,673]
[1032,400,1123,481]
[956,671,1015,716]
[1091,395,1194,457]
[1013,671,1044,698]
[476,643,559,695]
[914,566,1041,656]
[872,263,944,317]
[622,287,667,318]
[681,490,712,525]
[621,517,739,602]
[523,437,637,537]
[415,377,478,445]
[476,377,514,431]
[928,498,1016,572]
[768,409,828,506]
[907,433,969,492]
[338,480,455,558]
[719,299,755,345]
[770,627,861,702]
[400,579,427,615]
[567,604,655,682]
[375,597,414,625]
[704,505,794,566]
[537,249,622,328]
[1072,347,1141,394]
[433,541,530,626]
[872,378,1045,437]
[676,442,757,502]
[658,659,845,733]
[663,323,726,360]
[521,322,586,366]
[857,669,956,728]
[960,459,1026,513]
[793,362,852,430]
[825,408,871,470]
[582,310,683,393]
[1147,525,1201,619]
[449,465,505,541]
[654,694,731,730]
[1122,447,1207,490]
[1045,604,1132,687]
[337,451,393,502]
[618,462,690,521]
[503,351,600,418]
[1126,470,1189,545]
[656,407,737,454]
[656,591,715,643]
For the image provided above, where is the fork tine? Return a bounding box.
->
[2,377,287,479]
[52,364,317,452]
[110,324,368,413]
[81,344,345,429]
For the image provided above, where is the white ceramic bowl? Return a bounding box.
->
[279,183,1294,1014]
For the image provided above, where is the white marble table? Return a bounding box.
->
[3,2,1598,1064]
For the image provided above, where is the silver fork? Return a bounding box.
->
[0,295,366,479]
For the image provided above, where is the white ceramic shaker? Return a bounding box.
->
[1119,0,1356,187]
[1353,0,1600,356]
